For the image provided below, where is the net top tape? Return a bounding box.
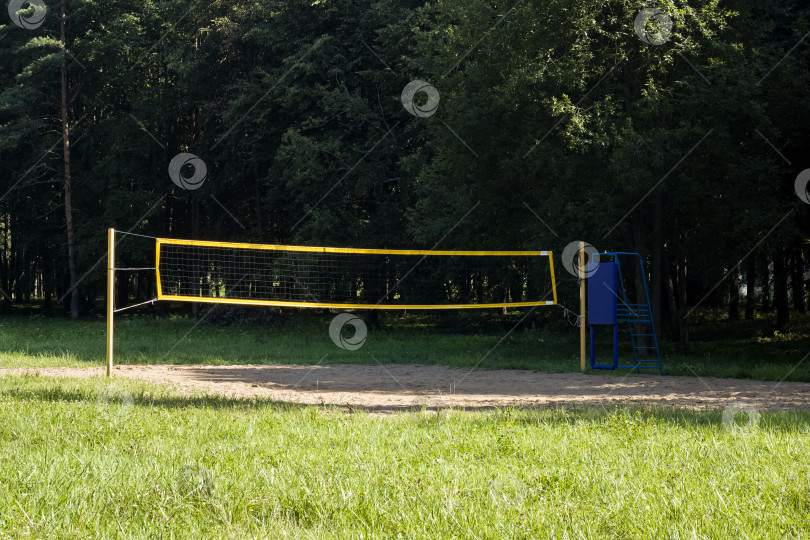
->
[156,238,550,257]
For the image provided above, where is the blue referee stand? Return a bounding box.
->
[586,252,663,374]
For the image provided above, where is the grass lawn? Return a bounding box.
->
[1,311,809,537]
[1,374,809,538]
[2,310,810,382]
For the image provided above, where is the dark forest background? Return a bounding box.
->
[1,0,809,353]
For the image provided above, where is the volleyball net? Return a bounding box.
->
[154,238,558,310]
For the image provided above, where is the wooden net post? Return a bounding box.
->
[106,228,114,377]
[579,241,586,373]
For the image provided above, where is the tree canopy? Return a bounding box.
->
[1,0,808,347]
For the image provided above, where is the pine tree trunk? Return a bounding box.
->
[42,254,52,309]
[664,260,680,343]
[792,243,805,313]
[632,213,652,354]
[773,248,790,332]
[760,254,771,311]
[255,162,264,238]
[677,256,690,353]
[728,268,740,321]
[671,232,691,355]
[650,192,663,342]
[61,0,79,320]
[745,257,756,320]
[117,271,128,311]
[191,195,200,318]
[0,216,9,310]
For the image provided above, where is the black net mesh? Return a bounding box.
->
[157,241,556,308]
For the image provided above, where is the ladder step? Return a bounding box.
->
[631,333,657,336]
[633,346,659,349]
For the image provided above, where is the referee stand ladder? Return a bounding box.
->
[585,252,663,374]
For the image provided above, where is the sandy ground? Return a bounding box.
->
[3,363,810,413]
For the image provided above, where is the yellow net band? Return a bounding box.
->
[155,238,557,309]
[156,294,555,310]
[156,237,549,257]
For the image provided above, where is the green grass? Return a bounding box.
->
[3,311,810,382]
[2,312,810,537]
[0,374,808,538]
[0,313,576,372]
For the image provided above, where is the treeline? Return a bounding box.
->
[1,0,809,351]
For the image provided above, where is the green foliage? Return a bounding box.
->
[0,0,808,330]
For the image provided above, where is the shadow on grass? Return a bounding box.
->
[3,375,810,429]
[4,311,810,382]
[0,381,310,413]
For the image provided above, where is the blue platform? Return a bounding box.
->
[587,252,663,374]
